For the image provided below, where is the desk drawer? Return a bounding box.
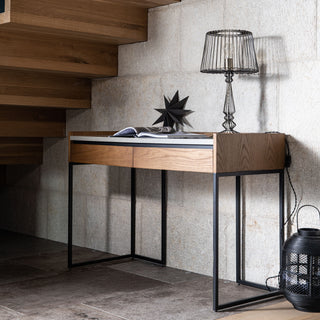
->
[70,143,133,167]
[133,147,213,173]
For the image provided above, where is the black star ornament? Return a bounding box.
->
[153,91,193,128]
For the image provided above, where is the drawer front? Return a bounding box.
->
[70,143,133,167]
[133,147,213,173]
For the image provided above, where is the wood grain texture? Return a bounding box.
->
[0,30,118,77]
[214,133,285,173]
[220,301,316,320]
[133,147,213,172]
[69,143,133,167]
[0,69,91,109]
[2,0,148,44]
[0,107,66,137]
[0,0,180,166]
[0,137,42,164]
[97,0,180,8]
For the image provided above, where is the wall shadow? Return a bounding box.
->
[241,36,289,132]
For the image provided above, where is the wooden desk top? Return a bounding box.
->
[68,132,285,174]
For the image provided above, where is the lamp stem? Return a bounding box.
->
[222,71,237,133]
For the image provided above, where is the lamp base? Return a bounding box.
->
[220,129,238,134]
[222,72,238,133]
[222,109,237,132]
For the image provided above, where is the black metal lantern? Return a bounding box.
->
[280,205,320,312]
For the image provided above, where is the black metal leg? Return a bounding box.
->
[161,170,167,265]
[68,165,131,268]
[68,163,73,268]
[131,169,167,266]
[236,176,241,284]
[279,170,285,267]
[213,173,219,312]
[131,168,136,257]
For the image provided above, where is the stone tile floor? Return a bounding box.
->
[0,230,283,320]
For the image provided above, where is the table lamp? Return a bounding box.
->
[200,30,259,133]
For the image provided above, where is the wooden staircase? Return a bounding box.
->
[0,0,180,164]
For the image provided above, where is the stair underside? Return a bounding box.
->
[0,0,180,164]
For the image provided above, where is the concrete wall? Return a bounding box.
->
[2,0,320,284]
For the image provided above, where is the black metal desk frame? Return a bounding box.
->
[68,165,167,268]
[213,170,284,311]
[68,140,284,312]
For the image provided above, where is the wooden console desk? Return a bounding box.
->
[68,132,286,311]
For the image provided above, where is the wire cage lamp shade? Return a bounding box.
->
[200,30,259,132]
[200,30,259,74]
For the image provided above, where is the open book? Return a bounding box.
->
[113,127,210,139]
[113,126,174,138]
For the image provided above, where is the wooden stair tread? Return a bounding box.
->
[0,0,148,44]
[99,0,180,8]
[0,106,66,138]
[0,30,118,78]
[0,137,43,165]
[0,69,91,109]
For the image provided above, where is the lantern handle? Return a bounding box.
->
[296,204,320,230]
